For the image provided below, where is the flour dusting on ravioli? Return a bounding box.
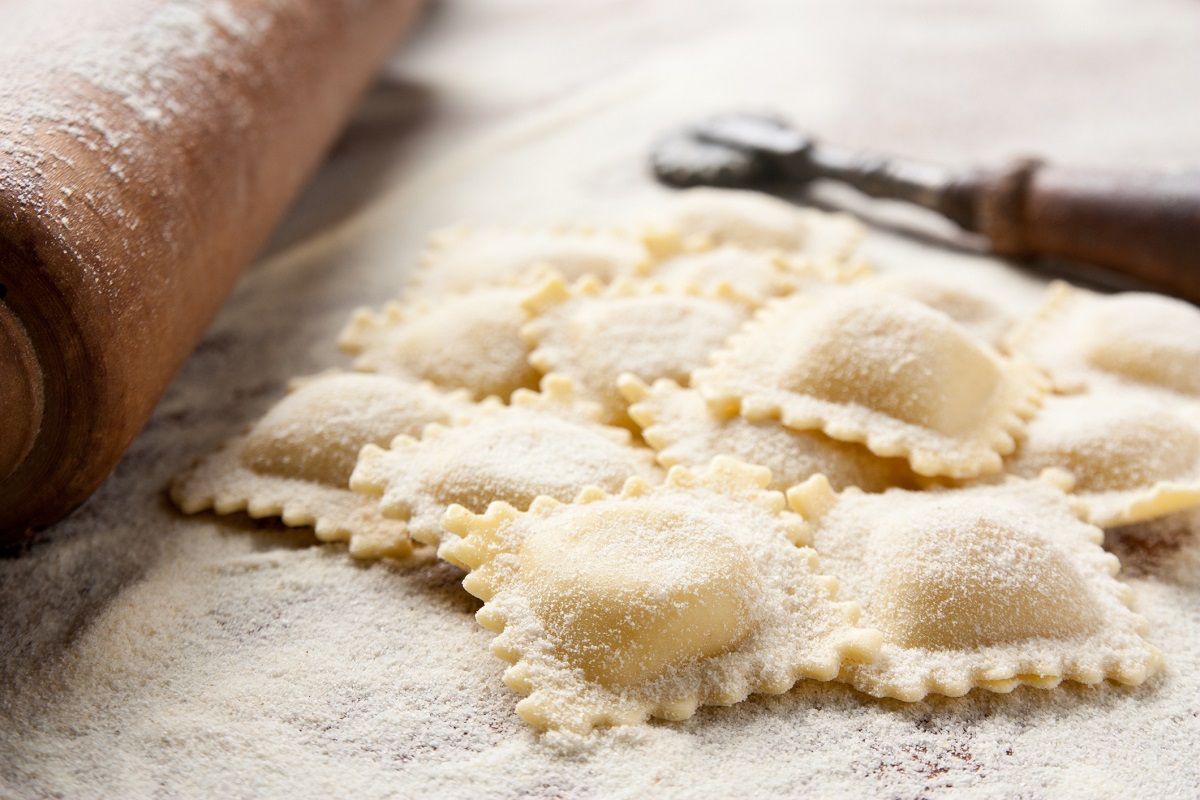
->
[350,374,662,549]
[621,375,921,493]
[1010,282,1200,397]
[407,224,649,300]
[338,286,541,402]
[1007,390,1200,527]
[642,187,865,262]
[642,245,864,306]
[788,477,1162,701]
[440,458,882,733]
[522,275,750,429]
[171,372,467,559]
[867,273,1016,347]
[694,290,1047,478]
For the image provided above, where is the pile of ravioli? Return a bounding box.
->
[173,187,1200,734]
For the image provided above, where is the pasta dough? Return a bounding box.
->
[787,477,1162,700]
[350,374,662,548]
[620,375,921,492]
[439,457,883,733]
[1009,282,1200,396]
[405,224,649,300]
[170,372,467,559]
[522,275,750,429]
[1007,390,1200,527]
[693,290,1047,478]
[338,286,541,402]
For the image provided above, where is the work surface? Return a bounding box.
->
[3,1,1200,797]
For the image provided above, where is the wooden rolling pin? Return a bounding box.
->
[0,0,422,546]
[653,113,1200,303]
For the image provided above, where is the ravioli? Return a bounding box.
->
[620,375,921,492]
[641,246,799,306]
[693,290,1047,478]
[406,224,649,300]
[642,245,870,306]
[1007,391,1200,527]
[788,477,1162,700]
[338,286,541,402]
[867,273,1016,347]
[642,187,865,262]
[350,374,662,548]
[170,204,1183,732]
[1009,282,1200,396]
[170,372,466,559]
[522,275,750,429]
[439,458,883,732]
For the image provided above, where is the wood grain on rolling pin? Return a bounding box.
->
[0,0,423,546]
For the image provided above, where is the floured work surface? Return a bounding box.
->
[3,1,1200,798]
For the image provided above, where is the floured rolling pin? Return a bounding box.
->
[653,113,1200,304]
[0,0,423,546]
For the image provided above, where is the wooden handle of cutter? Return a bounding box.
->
[778,139,1200,303]
[0,0,422,546]
[965,162,1200,302]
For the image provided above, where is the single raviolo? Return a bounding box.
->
[1007,390,1200,527]
[643,246,870,307]
[693,290,1047,478]
[350,374,662,548]
[620,375,921,493]
[787,477,1162,701]
[1009,282,1200,396]
[521,275,750,429]
[338,286,541,401]
[642,187,865,262]
[642,246,800,306]
[866,273,1016,347]
[170,372,467,559]
[439,458,883,732]
[405,224,649,300]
